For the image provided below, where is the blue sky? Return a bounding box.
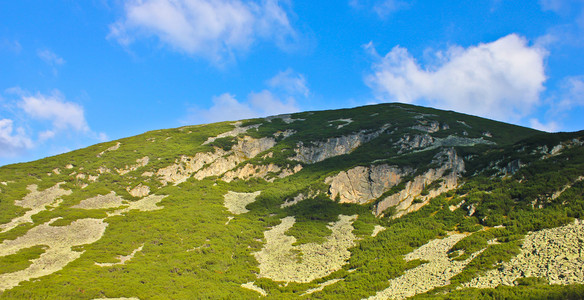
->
[1,0,584,166]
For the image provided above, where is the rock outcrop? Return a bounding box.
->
[327,165,410,204]
[222,163,302,182]
[291,126,389,164]
[374,148,465,217]
[157,136,276,184]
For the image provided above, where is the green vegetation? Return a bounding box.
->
[0,103,582,299]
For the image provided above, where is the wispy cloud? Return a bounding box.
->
[184,69,304,124]
[0,119,33,157]
[109,0,299,63]
[364,34,547,123]
[267,68,310,97]
[37,49,65,66]
[349,0,411,18]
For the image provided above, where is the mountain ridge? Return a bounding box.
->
[1,103,583,299]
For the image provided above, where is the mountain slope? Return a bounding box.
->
[0,103,583,299]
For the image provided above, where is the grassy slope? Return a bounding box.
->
[1,103,583,299]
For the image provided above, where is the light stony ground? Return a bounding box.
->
[241,281,268,296]
[463,220,584,289]
[95,244,144,267]
[93,297,140,300]
[367,232,482,300]
[0,218,108,291]
[224,191,261,215]
[73,192,125,210]
[371,225,386,237]
[108,195,167,216]
[254,215,357,283]
[302,278,343,295]
[0,183,71,233]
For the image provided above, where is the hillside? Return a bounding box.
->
[1,103,584,299]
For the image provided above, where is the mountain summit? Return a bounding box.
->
[1,103,583,299]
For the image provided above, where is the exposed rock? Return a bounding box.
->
[224,191,262,215]
[371,225,386,237]
[412,120,440,133]
[327,165,409,204]
[254,215,357,283]
[97,142,121,157]
[302,278,343,295]
[367,232,482,300]
[329,118,353,129]
[116,156,149,175]
[0,183,71,233]
[95,244,144,267]
[292,126,389,164]
[399,135,495,154]
[274,129,296,139]
[157,136,276,184]
[266,114,304,124]
[107,195,167,216]
[127,184,151,197]
[0,218,108,291]
[397,134,435,153]
[222,164,280,182]
[73,192,124,210]
[462,220,584,289]
[281,189,318,208]
[203,123,261,145]
[241,282,267,296]
[374,148,465,217]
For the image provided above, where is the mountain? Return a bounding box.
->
[1,103,584,299]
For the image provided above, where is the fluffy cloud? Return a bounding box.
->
[0,88,104,161]
[109,0,297,62]
[267,68,309,97]
[190,90,298,124]
[0,119,33,157]
[18,91,89,133]
[365,34,547,122]
[529,118,561,132]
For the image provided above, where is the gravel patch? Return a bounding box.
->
[1,183,71,233]
[0,218,108,291]
[224,191,261,215]
[254,215,357,283]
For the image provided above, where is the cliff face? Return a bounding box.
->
[327,165,411,204]
[374,148,464,217]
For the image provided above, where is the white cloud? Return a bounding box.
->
[0,119,33,157]
[365,34,548,122]
[529,118,561,132]
[349,0,410,17]
[37,49,65,66]
[109,0,297,62]
[189,90,299,124]
[18,91,89,133]
[267,69,309,97]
